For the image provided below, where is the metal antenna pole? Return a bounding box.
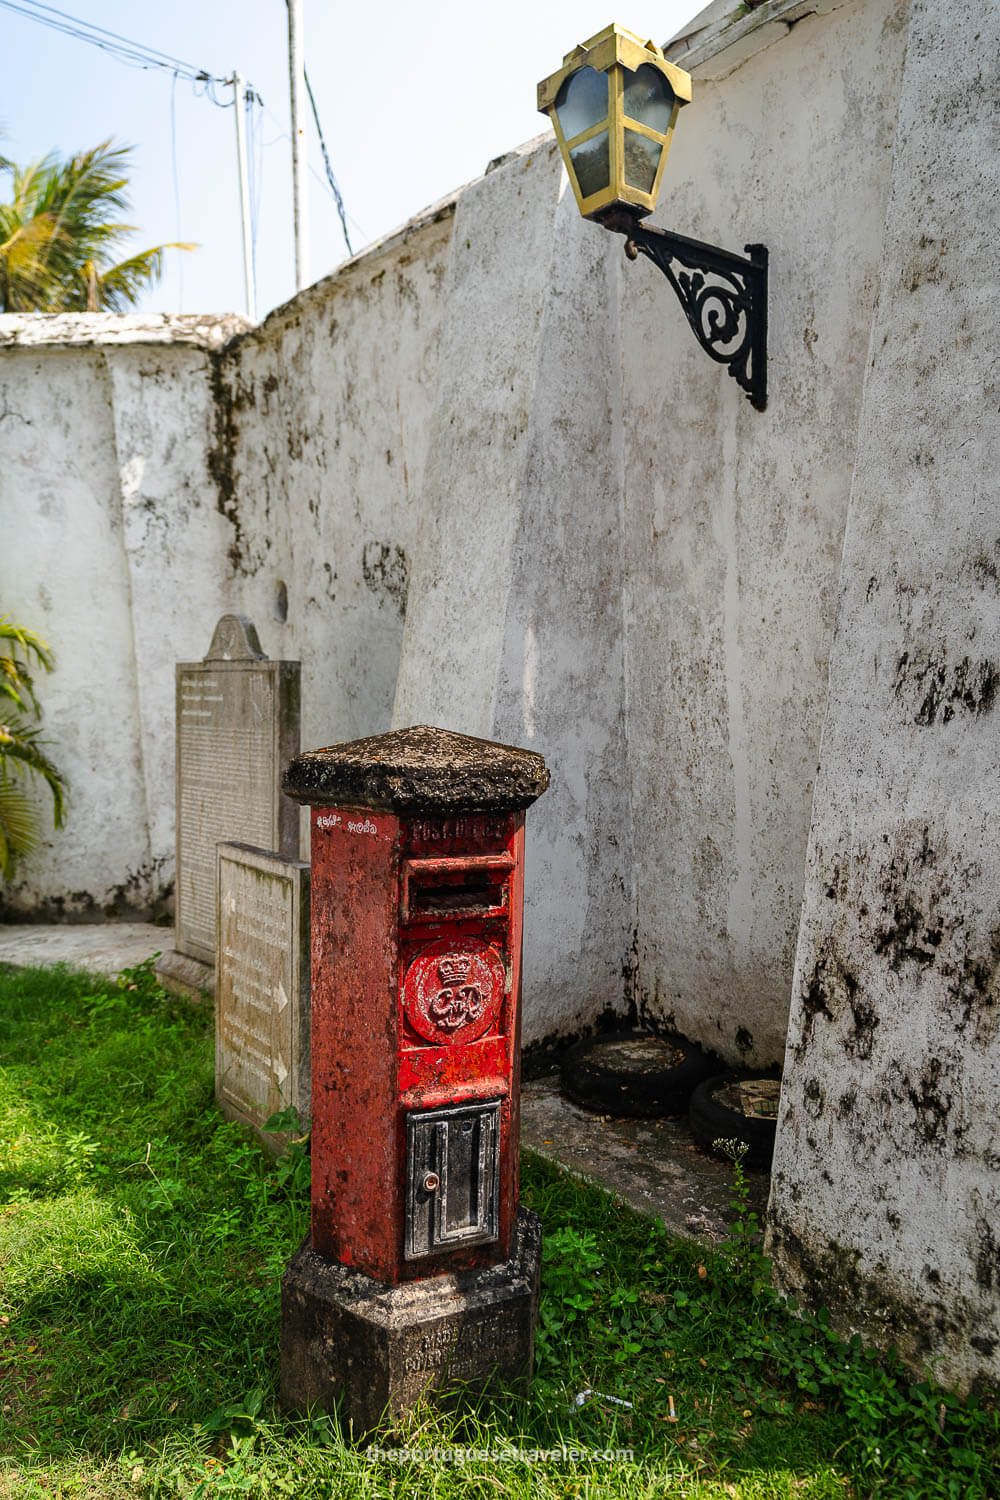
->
[232,71,256,320]
[287,0,308,291]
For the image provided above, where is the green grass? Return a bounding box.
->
[0,959,996,1499]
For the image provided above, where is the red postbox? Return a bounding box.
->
[279,725,548,1427]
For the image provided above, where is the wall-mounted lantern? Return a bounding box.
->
[538,23,768,411]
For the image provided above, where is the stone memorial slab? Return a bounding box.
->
[215,842,310,1145]
[157,614,300,996]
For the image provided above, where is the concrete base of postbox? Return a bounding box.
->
[279,1207,541,1435]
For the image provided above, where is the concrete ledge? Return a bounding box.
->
[0,312,252,350]
[154,947,215,1003]
[520,1075,769,1244]
[666,0,856,79]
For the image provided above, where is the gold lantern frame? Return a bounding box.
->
[537,22,769,412]
[537,24,692,222]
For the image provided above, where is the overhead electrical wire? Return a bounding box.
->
[261,102,367,244]
[2,0,360,267]
[303,66,352,256]
[0,0,230,89]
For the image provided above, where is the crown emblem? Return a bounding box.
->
[437,955,471,987]
[403,938,504,1044]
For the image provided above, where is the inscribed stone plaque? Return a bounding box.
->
[216,843,311,1139]
[174,615,300,965]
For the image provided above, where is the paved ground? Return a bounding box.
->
[521,1075,769,1246]
[0,921,167,977]
[0,922,770,1245]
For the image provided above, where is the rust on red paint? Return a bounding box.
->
[398,1042,509,1096]
[304,798,529,1286]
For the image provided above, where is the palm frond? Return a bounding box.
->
[0,618,55,670]
[0,717,67,827]
[1,657,39,714]
[0,775,39,880]
[80,242,196,313]
[0,616,66,878]
[0,619,55,715]
[0,139,193,312]
[0,208,59,310]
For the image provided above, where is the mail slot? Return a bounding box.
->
[401,853,513,924]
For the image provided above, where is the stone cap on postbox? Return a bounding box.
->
[282,724,549,814]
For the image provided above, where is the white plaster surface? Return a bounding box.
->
[0,348,157,917]
[215,204,454,771]
[767,0,1000,1392]
[108,345,237,882]
[622,0,910,1066]
[393,139,634,1044]
[667,0,858,80]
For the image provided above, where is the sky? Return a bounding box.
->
[0,0,702,321]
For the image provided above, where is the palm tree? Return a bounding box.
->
[0,140,193,312]
[0,618,67,881]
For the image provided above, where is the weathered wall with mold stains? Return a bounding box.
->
[0,331,234,920]
[767,0,1000,1393]
[211,204,453,772]
[394,0,912,1060]
[623,0,911,1067]
[394,138,634,1050]
[0,204,453,919]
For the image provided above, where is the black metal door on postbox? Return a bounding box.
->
[404,1099,501,1260]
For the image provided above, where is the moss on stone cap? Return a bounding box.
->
[282,724,550,814]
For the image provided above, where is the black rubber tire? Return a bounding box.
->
[559,1029,713,1118]
[688,1075,778,1169]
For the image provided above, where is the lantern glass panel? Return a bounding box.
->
[569,130,610,198]
[555,66,609,141]
[623,129,662,193]
[622,63,674,133]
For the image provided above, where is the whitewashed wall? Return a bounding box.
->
[395,0,911,1056]
[0,203,452,919]
[215,202,453,756]
[622,0,910,1065]
[2,0,909,1056]
[767,0,1000,1393]
[0,322,236,919]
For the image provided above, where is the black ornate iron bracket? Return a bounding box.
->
[600,209,768,411]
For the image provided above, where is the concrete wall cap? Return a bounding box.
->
[283,725,550,814]
[0,311,252,350]
[666,0,854,79]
